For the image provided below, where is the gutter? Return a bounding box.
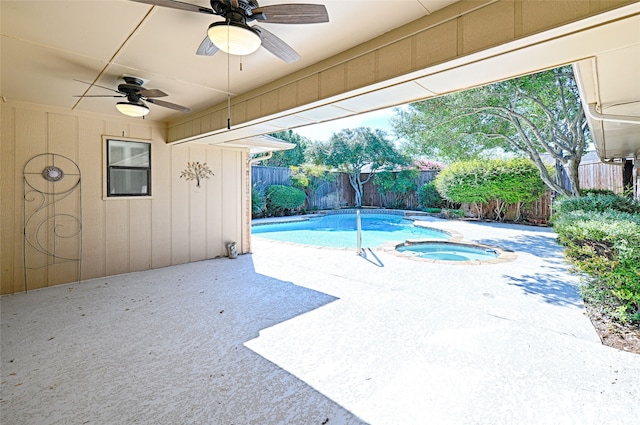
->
[248,151,273,166]
[587,103,640,125]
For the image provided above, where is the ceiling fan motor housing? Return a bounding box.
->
[122,76,144,86]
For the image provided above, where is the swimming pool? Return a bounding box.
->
[252,213,449,248]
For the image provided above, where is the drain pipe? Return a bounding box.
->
[587,103,640,125]
[249,151,273,166]
[586,104,640,164]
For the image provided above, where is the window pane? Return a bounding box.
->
[109,169,149,195]
[108,140,150,167]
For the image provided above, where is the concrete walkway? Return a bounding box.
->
[2,219,639,424]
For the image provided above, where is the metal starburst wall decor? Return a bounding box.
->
[180,161,214,187]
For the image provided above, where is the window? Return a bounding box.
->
[106,139,151,197]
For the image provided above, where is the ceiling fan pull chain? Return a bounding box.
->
[227,31,231,130]
[227,94,231,130]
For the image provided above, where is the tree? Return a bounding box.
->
[393,66,588,196]
[256,130,309,167]
[374,168,420,209]
[289,163,335,210]
[307,127,407,207]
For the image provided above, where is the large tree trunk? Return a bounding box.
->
[527,151,572,197]
[565,158,581,196]
[348,173,363,207]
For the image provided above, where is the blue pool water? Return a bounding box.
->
[252,213,448,248]
[396,243,498,261]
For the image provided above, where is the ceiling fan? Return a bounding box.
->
[74,76,191,117]
[130,0,329,63]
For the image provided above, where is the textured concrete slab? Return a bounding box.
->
[2,219,639,424]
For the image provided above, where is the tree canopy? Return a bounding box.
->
[392,66,589,196]
[257,130,310,167]
[307,127,407,207]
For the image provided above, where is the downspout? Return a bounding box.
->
[249,151,273,166]
[586,103,640,165]
[587,103,640,125]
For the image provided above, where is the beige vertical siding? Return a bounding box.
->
[1,101,247,294]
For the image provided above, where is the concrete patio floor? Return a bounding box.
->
[2,219,639,424]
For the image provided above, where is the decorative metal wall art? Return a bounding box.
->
[23,153,82,292]
[179,161,214,187]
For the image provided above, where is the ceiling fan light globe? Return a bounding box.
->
[116,102,150,117]
[208,22,261,56]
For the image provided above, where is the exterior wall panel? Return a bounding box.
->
[0,102,247,294]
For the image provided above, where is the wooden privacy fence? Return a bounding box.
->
[353,171,439,209]
[251,165,291,189]
[251,165,348,209]
[579,160,624,193]
[252,158,625,221]
[251,166,438,210]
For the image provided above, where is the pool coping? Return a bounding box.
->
[251,208,431,227]
[381,239,518,265]
[252,210,517,264]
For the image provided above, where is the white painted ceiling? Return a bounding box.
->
[1,0,639,161]
[0,0,457,122]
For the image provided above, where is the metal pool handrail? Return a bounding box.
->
[356,209,362,255]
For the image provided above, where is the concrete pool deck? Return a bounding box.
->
[2,219,640,424]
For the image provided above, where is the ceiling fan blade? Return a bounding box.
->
[196,36,219,56]
[129,0,214,15]
[253,4,329,24]
[73,95,125,98]
[254,25,300,63]
[74,79,123,95]
[147,98,191,112]
[139,88,168,98]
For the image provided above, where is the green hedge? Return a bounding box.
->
[553,194,640,323]
[433,158,546,220]
[251,185,265,218]
[553,193,640,216]
[418,182,446,209]
[265,185,306,217]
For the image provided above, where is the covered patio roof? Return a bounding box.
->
[2,1,639,159]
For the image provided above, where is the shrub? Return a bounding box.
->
[484,158,547,221]
[375,169,420,209]
[434,158,546,220]
[265,185,306,217]
[444,209,465,218]
[418,182,446,209]
[289,164,334,210]
[553,209,640,323]
[251,185,265,218]
[553,193,640,217]
[581,188,616,197]
[433,160,490,205]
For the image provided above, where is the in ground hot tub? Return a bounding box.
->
[394,241,516,264]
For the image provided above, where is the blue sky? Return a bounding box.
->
[293,106,401,142]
